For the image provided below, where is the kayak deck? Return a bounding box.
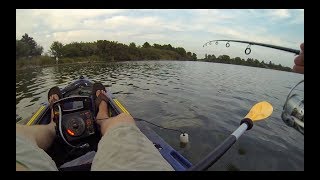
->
[25,76,192,171]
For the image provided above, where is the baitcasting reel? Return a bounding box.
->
[281,80,304,135]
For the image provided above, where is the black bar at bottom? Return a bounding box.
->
[188,135,237,171]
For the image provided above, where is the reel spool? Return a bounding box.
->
[281,80,304,135]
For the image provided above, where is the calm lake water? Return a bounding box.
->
[16,61,304,171]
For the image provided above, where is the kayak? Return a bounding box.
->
[22,75,192,171]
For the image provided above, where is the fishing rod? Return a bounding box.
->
[203,39,300,55]
[188,101,273,171]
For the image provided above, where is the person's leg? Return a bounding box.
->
[16,123,56,151]
[92,86,173,170]
[95,89,135,136]
[16,90,60,171]
[16,93,58,150]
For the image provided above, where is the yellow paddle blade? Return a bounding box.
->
[245,101,273,121]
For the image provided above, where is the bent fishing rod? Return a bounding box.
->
[203,40,300,55]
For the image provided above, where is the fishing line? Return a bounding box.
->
[96,117,185,133]
[134,118,185,134]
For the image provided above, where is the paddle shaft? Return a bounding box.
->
[188,123,249,171]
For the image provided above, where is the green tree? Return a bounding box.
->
[218,55,231,63]
[50,41,64,58]
[253,59,260,67]
[207,54,212,60]
[153,43,162,49]
[20,33,43,57]
[142,42,151,48]
[62,42,82,57]
[129,42,136,48]
[16,40,30,59]
[234,57,242,65]
[208,54,216,61]
[192,53,197,61]
[175,47,186,57]
[21,34,36,50]
[163,44,173,51]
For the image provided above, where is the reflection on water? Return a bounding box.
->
[16,61,304,171]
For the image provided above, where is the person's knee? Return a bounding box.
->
[116,113,134,122]
[99,113,135,135]
[107,113,135,129]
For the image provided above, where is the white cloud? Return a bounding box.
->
[269,9,290,19]
[16,10,36,37]
[17,9,127,34]
[104,15,160,28]
[32,9,124,19]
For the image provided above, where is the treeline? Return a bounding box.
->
[16,33,197,64]
[200,54,292,72]
[49,41,197,61]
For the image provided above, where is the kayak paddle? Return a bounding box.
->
[188,101,273,171]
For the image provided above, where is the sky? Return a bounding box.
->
[16,9,304,67]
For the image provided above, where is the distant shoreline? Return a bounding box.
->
[16,61,106,71]
[16,59,188,70]
[16,58,293,73]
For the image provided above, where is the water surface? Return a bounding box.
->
[16,61,304,171]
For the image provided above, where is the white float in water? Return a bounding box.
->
[180,133,189,144]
